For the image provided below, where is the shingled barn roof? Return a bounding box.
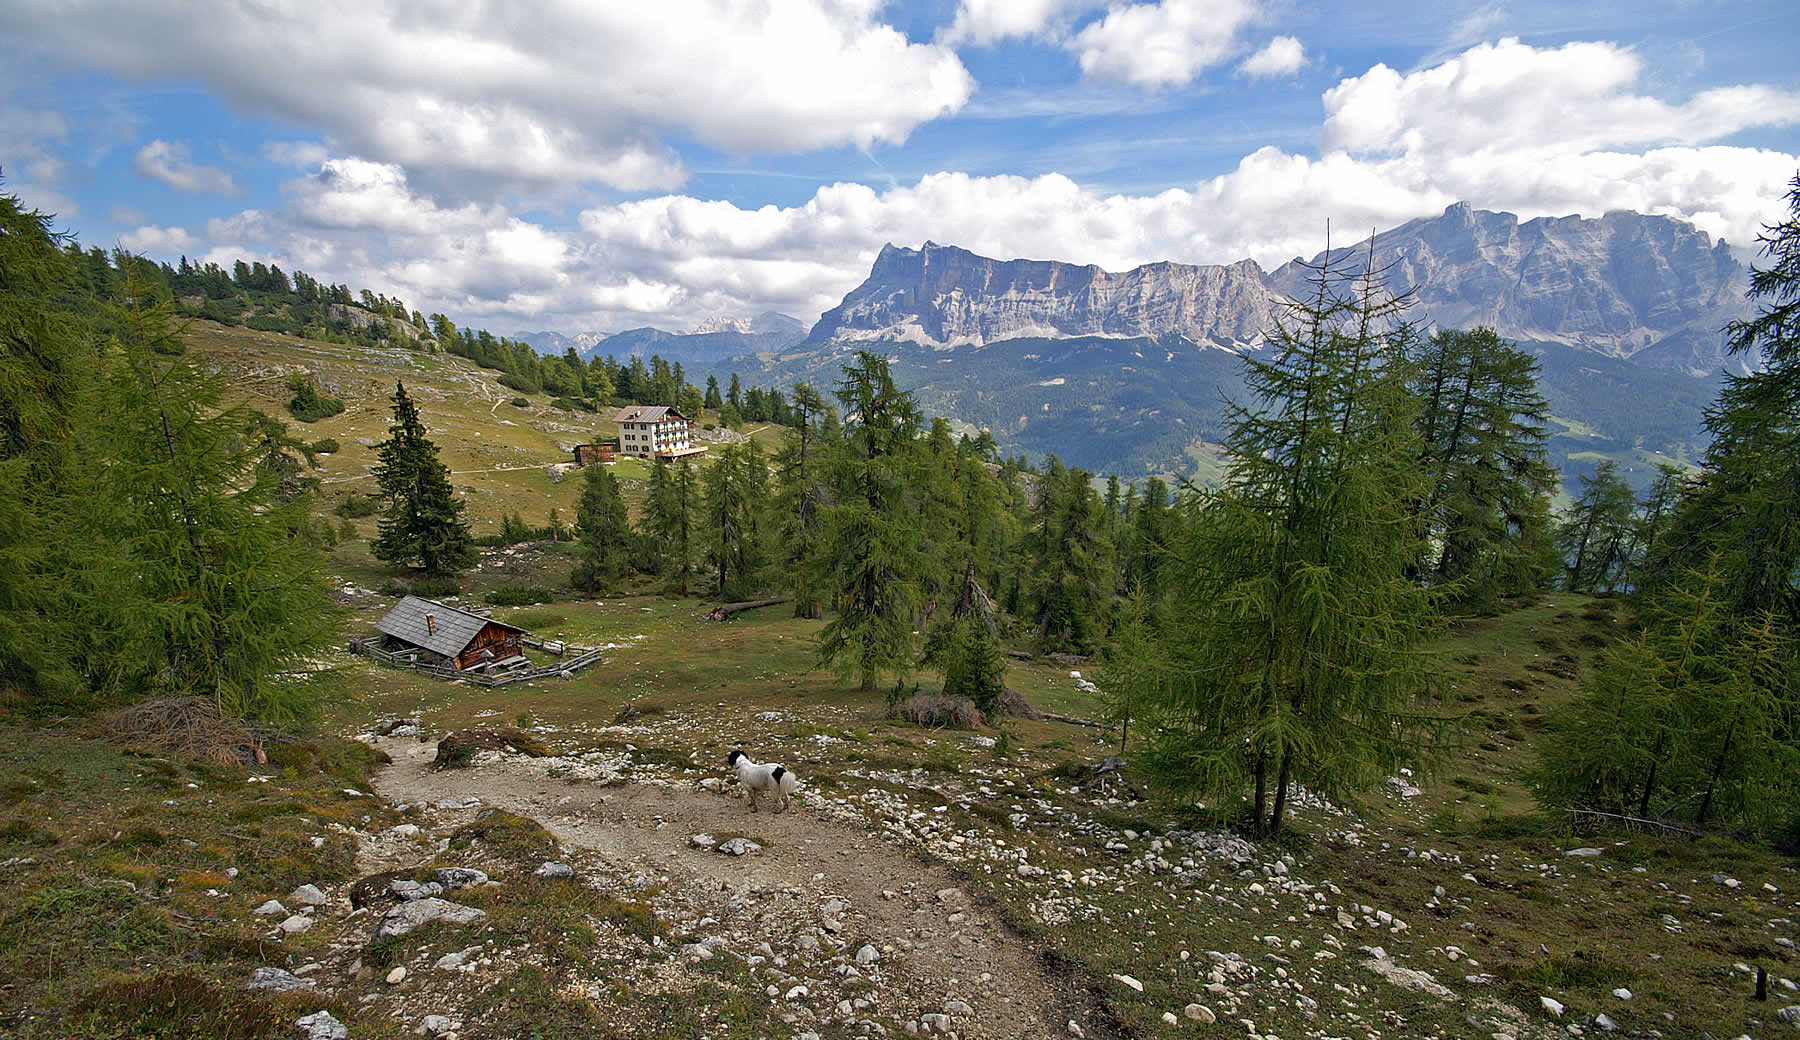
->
[376,596,524,658]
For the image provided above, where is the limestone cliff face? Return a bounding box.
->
[803,242,1281,350]
[805,206,1750,373]
[1269,203,1749,373]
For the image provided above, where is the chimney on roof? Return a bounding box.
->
[426,614,436,635]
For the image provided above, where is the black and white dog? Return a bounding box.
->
[728,749,797,813]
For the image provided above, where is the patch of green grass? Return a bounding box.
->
[448,809,558,864]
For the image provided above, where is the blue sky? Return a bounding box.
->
[3,0,1796,335]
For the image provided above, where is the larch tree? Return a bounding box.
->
[371,382,476,576]
[573,463,631,595]
[1119,246,1444,838]
[1409,327,1560,608]
[1556,461,1637,593]
[814,351,928,693]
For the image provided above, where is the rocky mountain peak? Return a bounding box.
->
[810,205,1750,372]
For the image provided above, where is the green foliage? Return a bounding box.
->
[370,381,476,576]
[701,440,771,600]
[1556,460,1636,593]
[1410,327,1560,608]
[509,396,530,407]
[307,437,339,454]
[572,463,630,594]
[1543,175,1800,836]
[640,457,698,594]
[334,492,380,518]
[498,371,541,395]
[486,584,556,607]
[814,352,930,691]
[284,373,344,422]
[1120,251,1445,837]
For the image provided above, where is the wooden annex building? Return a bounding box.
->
[376,596,527,672]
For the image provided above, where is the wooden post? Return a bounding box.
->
[1757,966,1767,1001]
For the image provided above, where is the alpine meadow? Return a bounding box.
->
[3,4,1800,1037]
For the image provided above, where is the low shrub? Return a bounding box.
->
[486,584,555,607]
[890,693,988,730]
[287,376,345,422]
[335,492,381,518]
[509,396,530,407]
[308,437,340,454]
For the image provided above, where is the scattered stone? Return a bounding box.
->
[855,945,881,964]
[534,861,574,879]
[1594,1013,1618,1032]
[254,900,287,916]
[245,967,315,993]
[375,898,488,940]
[278,915,313,934]
[919,1012,952,1033]
[1777,1005,1800,1025]
[1364,953,1455,999]
[416,1015,462,1036]
[945,1000,973,1016]
[1160,1011,1179,1026]
[391,824,421,839]
[717,838,762,856]
[1110,973,1144,992]
[1612,988,1633,1001]
[296,1010,348,1040]
[1565,847,1604,857]
[1541,996,1565,1017]
[391,879,445,901]
[690,834,716,849]
[434,867,488,890]
[1184,1003,1216,1024]
[289,884,327,906]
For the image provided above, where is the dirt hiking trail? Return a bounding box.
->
[372,738,1118,1039]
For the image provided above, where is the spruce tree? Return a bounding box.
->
[371,381,476,576]
[1119,248,1442,837]
[642,457,698,594]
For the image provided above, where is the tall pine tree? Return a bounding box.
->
[371,382,476,576]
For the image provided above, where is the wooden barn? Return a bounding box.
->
[376,596,527,671]
[573,443,615,466]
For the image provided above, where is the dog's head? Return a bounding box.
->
[727,749,746,766]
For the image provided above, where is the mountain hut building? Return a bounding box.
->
[376,595,527,671]
[612,405,707,459]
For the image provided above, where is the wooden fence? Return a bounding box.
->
[349,638,604,687]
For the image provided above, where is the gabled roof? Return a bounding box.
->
[612,405,684,423]
[376,596,524,658]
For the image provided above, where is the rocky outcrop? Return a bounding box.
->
[804,242,1280,350]
[804,206,1752,373]
[1268,203,1749,373]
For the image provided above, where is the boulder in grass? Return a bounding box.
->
[375,898,488,940]
[432,729,551,770]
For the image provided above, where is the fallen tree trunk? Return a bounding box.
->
[1003,649,1034,661]
[706,597,788,621]
[1036,711,1108,729]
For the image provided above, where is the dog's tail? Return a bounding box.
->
[772,765,797,797]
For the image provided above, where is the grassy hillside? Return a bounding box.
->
[186,319,785,533]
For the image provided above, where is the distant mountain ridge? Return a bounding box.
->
[804,205,1751,375]
[515,312,805,366]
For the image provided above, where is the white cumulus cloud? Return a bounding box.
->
[939,0,1104,45]
[1069,0,1261,87]
[1239,36,1305,79]
[133,139,238,195]
[3,0,976,195]
[119,224,196,254]
[118,40,1799,340]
